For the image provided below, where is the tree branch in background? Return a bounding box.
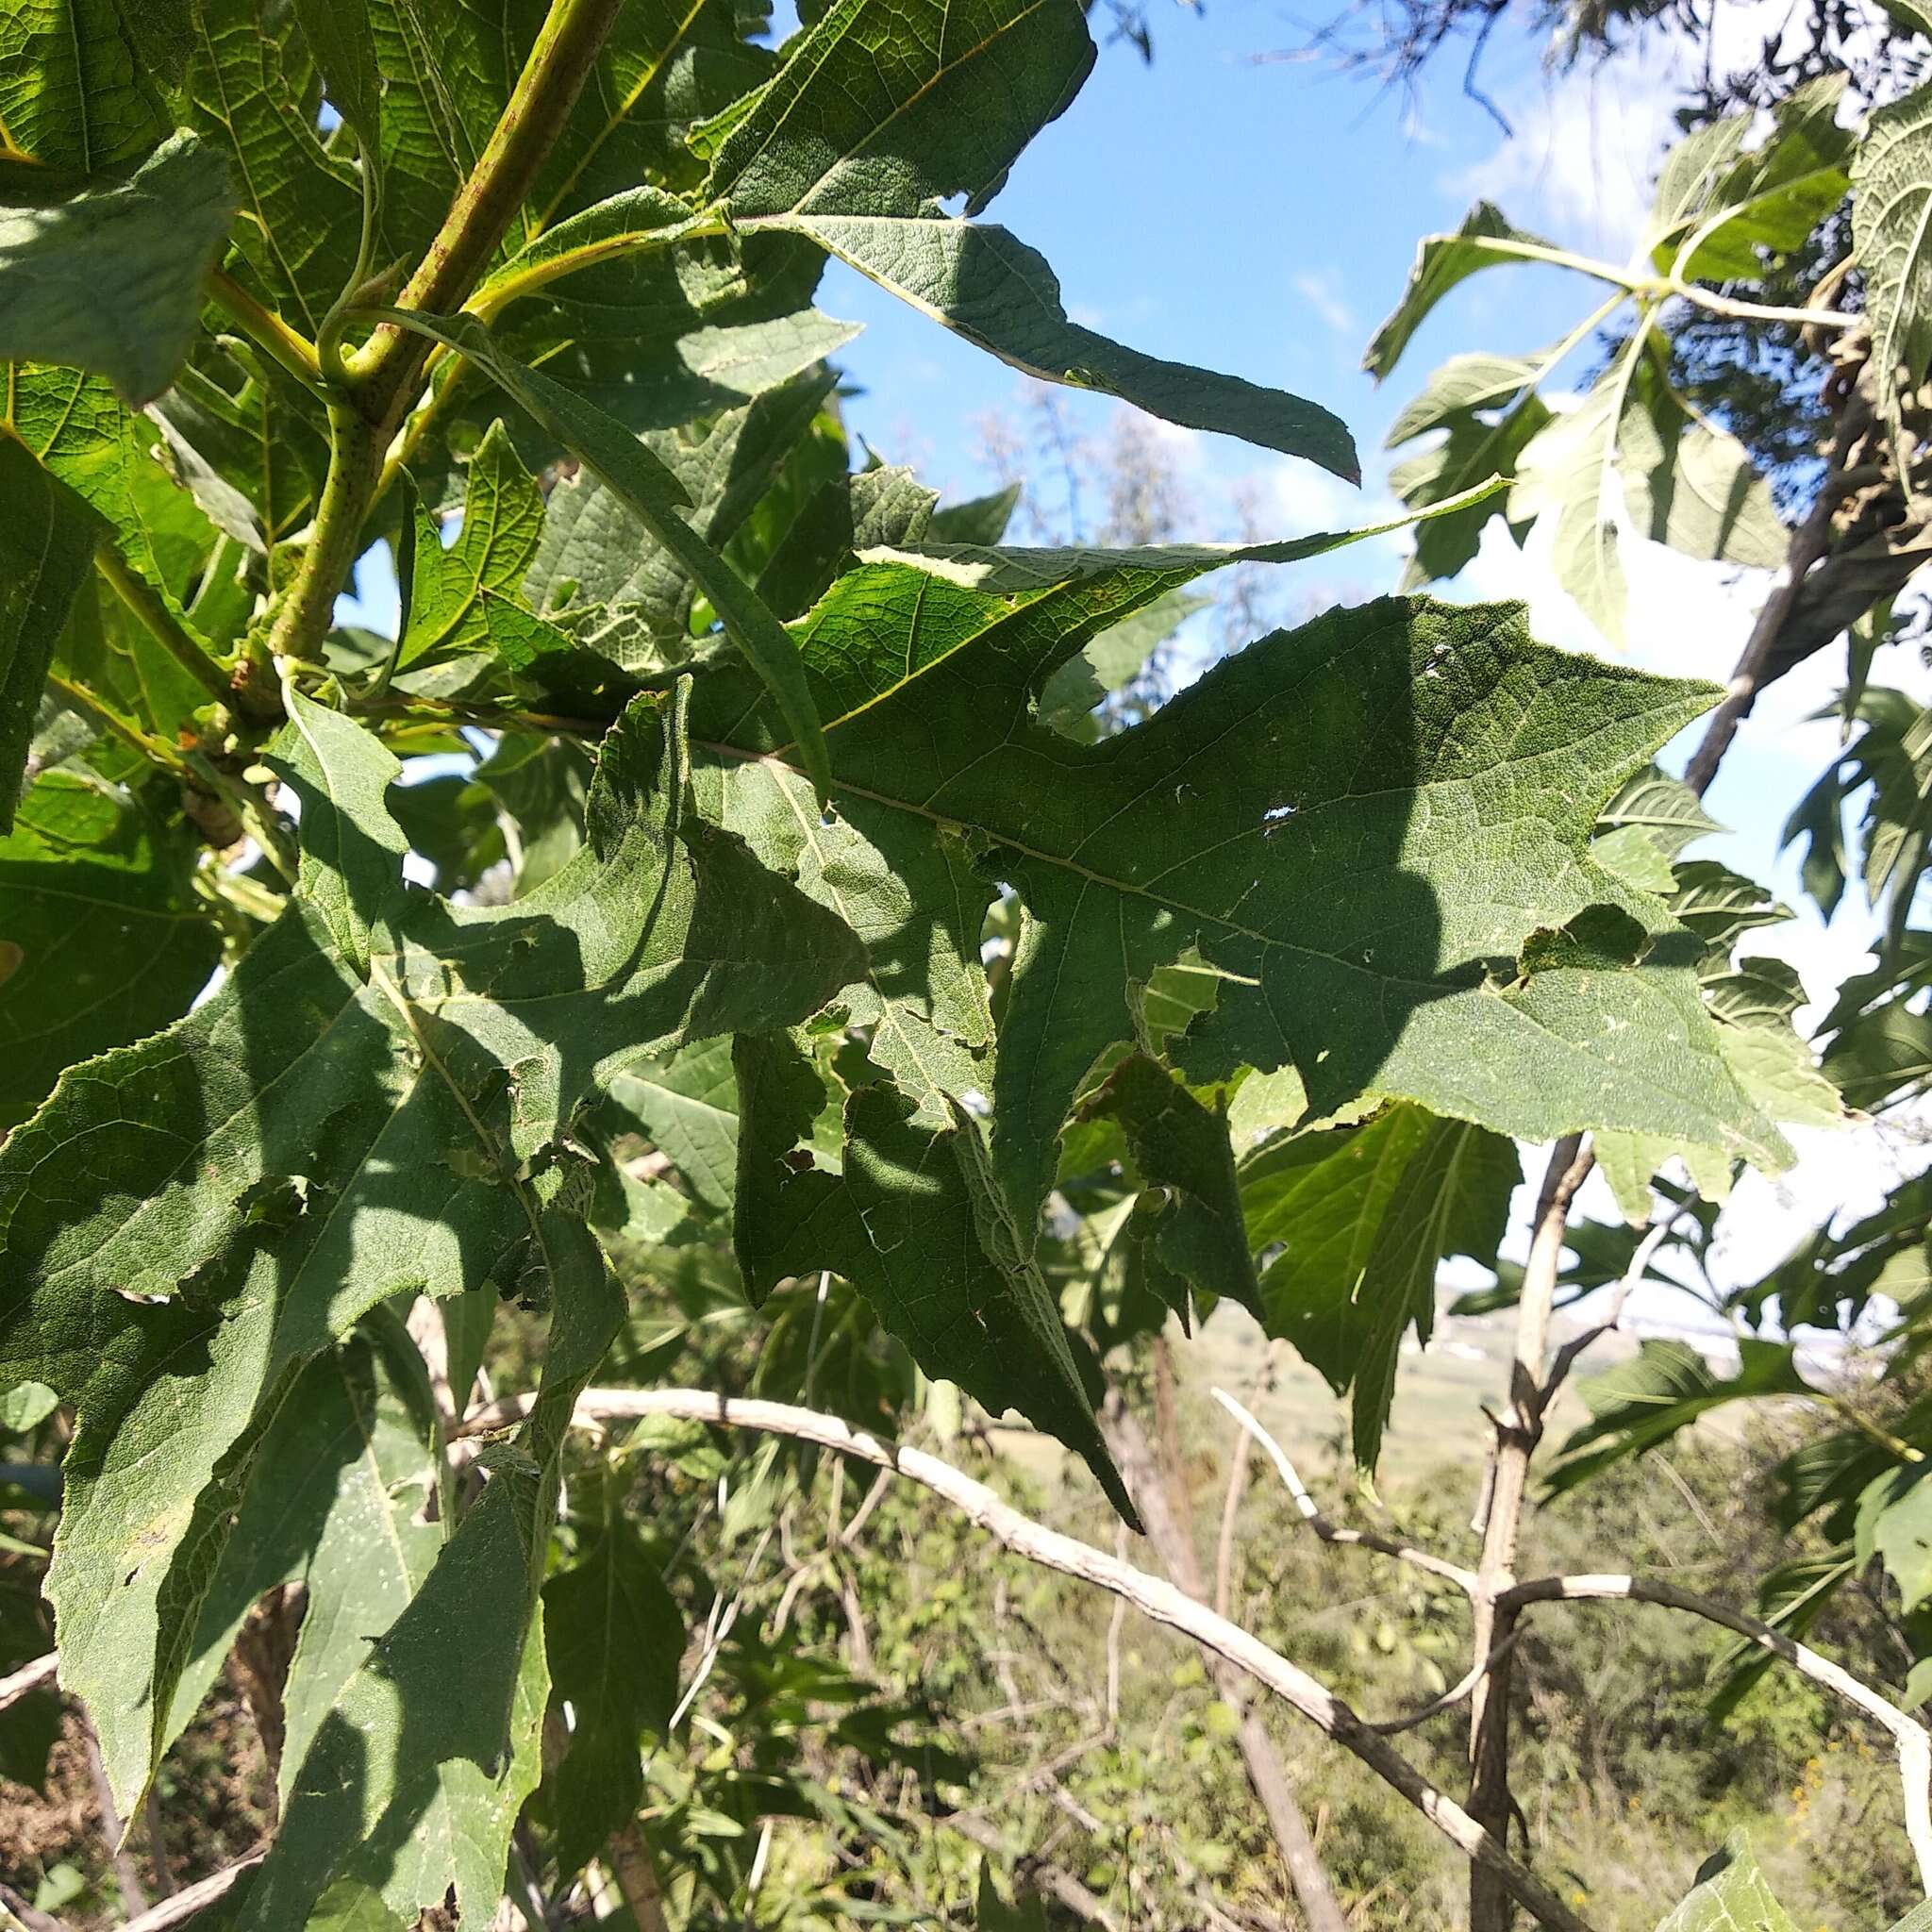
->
[460,1385,1603,1932]
[1467,1131,1594,1932]
[1499,1574,1932,1894]
[1103,1391,1351,1932]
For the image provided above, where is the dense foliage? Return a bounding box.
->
[4,0,1932,1926]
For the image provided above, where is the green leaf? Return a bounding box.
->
[1551,1340,1810,1492]
[0,132,234,404]
[755,464,937,622]
[1364,201,1557,381]
[1592,764,1722,888]
[529,366,839,656]
[0,686,860,1814]
[734,1030,1136,1524]
[156,1326,444,1794]
[699,494,1491,1128]
[771,215,1358,480]
[292,0,380,157]
[1656,76,1852,283]
[1864,1467,1932,1614]
[1077,1053,1257,1321]
[372,307,835,804]
[0,430,102,829]
[1037,590,1207,737]
[1385,351,1541,445]
[1855,79,1932,440]
[232,1130,625,1924]
[235,1485,555,1927]
[1620,360,1786,571]
[606,1035,740,1217]
[535,0,774,212]
[1239,1103,1518,1467]
[398,420,576,675]
[1389,391,1548,587]
[1653,1834,1797,1932]
[0,769,221,1128]
[697,579,1781,1249]
[702,0,1093,222]
[543,1497,684,1875]
[0,0,169,173]
[1509,376,1630,645]
[184,0,364,337]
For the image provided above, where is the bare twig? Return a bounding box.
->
[0,1650,58,1711]
[1468,1132,1594,1932]
[0,1877,68,1932]
[79,1710,147,1914]
[608,1820,672,1932]
[1366,1630,1525,1737]
[1211,1390,1478,1595]
[115,1849,266,1931]
[1501,1573,1932,1894]
[1214,1419,1254,1621]
[1106,1394,1349,1932]
[460,1384,1601,1932]
[947,1812,1124,1931]
[1682,391,1877,797]
[1537,1204,1688,1413]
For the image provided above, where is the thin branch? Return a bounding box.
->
[458,1386,1601,1932]
[1537,1204,1688,1412]
[1214,1418,1253,1622]
[1366,1630,1524,1737]
[80,1711,147,1914]
[205,271,326,399]
[118,1849,266,1932]
[1682,393,1873,797]
[1211,1389,1478,1595]
[1467,1131,1594,1932]
[947,1812,1124,1932]
[1500,1573,1932,1894]
[96,549,231,705]
[0,1650,58,1711]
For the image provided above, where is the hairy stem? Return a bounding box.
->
[261,0,624,679]
[206,271,326,398]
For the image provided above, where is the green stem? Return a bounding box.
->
[207,271,328,400]
[262,0,625,689]
[349,0,626,400]
[44,671,187,774]
[96,549,232,704]
[260,401,379,672]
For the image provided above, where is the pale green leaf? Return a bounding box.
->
[373,307,835,803]
[770,214,1359,479]
[543,1494,684,1874]
[697,578,1784,1252]
[0,687,860,1813]
[1653,1835,1796,1932]
[293,0,380,155]
[1240,1103,1518,1466]
[0,132,234,404]
[734,1031,1135,1523]
[1364,201,1557,381]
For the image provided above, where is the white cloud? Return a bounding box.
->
[1445,1,1807,261]
[1292,269,1356,339]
